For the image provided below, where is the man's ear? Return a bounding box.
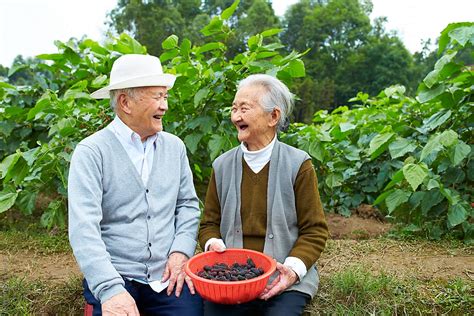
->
[269,107,281,127]
[117,93,132,114]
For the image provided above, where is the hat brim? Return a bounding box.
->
[90,74,176,99]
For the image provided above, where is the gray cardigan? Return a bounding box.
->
[212,140,320,298]
[68,128,200,302]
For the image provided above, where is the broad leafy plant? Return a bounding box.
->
[282,23,473,241]
[0,0,305,227]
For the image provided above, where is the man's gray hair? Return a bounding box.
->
[109,88,142,111]
[237,74,293,132]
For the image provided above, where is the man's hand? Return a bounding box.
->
[101,291,140,316]
[162,252,194,297]
[258,262,298,301]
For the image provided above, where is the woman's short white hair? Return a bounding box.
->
[237,74,293,132]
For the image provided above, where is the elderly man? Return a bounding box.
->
[68,54,203,315]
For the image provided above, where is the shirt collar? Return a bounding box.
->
[110,116,158,145]
[240,135,276,156]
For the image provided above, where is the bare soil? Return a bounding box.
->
[1,213,473,284]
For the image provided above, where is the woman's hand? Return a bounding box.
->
[258,262,298,300]
[208,239,226,252]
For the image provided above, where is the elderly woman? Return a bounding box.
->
[198,74,328,315]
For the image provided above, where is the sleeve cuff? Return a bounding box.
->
[204,238,226,251]
[169,235,197,258]
[97,283,126,303]
[283,256,307,282]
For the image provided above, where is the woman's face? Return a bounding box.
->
[231,85,279,151]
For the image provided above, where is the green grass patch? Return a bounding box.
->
[0,276,83,315]
[307,266,473,315]
[0,225,70,254]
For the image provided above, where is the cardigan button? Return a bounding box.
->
[269,234,274,239]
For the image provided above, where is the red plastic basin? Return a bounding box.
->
[185,248,276,304]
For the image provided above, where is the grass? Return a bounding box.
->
[0,276,83,315]
[307,266,474,315]
[1,219,473,315]
[0,222,70,254]
[2,266,472,315]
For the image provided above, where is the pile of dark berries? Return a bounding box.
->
[197,258,265,281]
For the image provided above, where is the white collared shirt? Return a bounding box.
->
[107,116,157,185]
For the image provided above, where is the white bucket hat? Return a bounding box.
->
[91,54,176,99]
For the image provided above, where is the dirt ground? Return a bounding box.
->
[1,212,473,284]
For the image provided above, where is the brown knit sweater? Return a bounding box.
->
[199,159,328,269]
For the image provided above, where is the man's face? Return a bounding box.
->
[121,86,168,140]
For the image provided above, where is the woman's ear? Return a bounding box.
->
[269,107,281,127]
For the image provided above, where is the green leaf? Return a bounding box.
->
[440,187,459,205]
[385,189,410,214]
[91,75,108,88]
[448,25,474,47]
[423,52,456,88]
[417,84,445,103]
[420,135,443,162]
[184,133,203,154]
[373,189,394,206]
[384,85,405,97]
[209,135,227,161]
[160,49,179,62]
[438,22,473,54]
[447,204,468,227]
[221,0,240,20]
[261,28,282,37]
[180,39,192,57]
[389,138,417,159]
[0,121,16,137]
[286,59,305,78]
[81,39,109,55]
[368,133,395,160]
[255,52,279,59]
[325,173,343,188]
[17,190,37,215]
[201,16,223,36]
[339,122,356,132]
[64,90,90,100]
[0,191,18,213]
[403,163,427,191]
[422,110,451,132]
[197,42,223,54]
[439,129,458,147]
[384,169,405,191]
[420,190,443,215]
[248,35,262,49]
[7,64,28,77]
[194,87,210,107]
[8,157,29,185]
[0,152,20,179]
[0,82,15,90]
[162,35,179,50]
[427,179,440,190]
[449,141,471,166]
[36,53,64,61]
[308,141,324,162]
